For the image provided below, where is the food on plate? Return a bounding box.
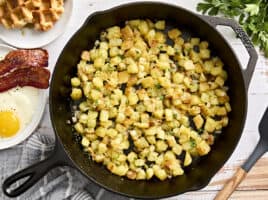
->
[0,86,39,138]
[0,48,49,138]
[70,19,231,180]
[0,49,50,92]
[0,0,64,31]
[0,49,48,75]
[0,66,50,92]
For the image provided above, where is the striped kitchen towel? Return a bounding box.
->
[0,133,131,200]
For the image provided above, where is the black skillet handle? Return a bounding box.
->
[200,15,258,90]
[2,141,71,198]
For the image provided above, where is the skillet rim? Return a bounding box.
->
[49,1,248,199]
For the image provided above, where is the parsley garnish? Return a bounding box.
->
[155,84,162,89]
[197,0,268,57]
[190,138,196,148]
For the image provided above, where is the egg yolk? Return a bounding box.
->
[0,111,20,138]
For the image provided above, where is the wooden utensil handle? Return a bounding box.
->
[214,167,247,200]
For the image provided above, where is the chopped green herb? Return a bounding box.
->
[197,0,268,57]
[198,128,204,134]
[155,84,162,89]
[190,138,196,148]
[107,64,115,71]
[173,113,178,119]
[159,96,164,100]
[119,55,125,59]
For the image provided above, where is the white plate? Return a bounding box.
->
[0,0,73,49]
[0,44,48,149]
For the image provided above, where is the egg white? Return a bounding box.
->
[0,86,39,136]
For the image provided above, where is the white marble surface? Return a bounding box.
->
[1,0,268,199]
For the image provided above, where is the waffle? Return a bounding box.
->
[0,0,64,31]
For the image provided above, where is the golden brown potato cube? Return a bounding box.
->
[81,51,90,61]
[172,72,184,84]
[184,152,192,166]
[215,76,225,86]
[204,117,216,132]
[138,21,149,35]
[193,114,204,130]
[71,88,82,100]
[216,107,227,116]
[141,77,155,88]
[156,140,168,152]
[127,63,139,74]
[155,20,165,30]
[179,59,195,70]
[168,28,181,39]
[121,25,134,40]
[153,165,167,181]
[197,140,211,156]
[190,38,200,46]
[199,49,210,59]
[225,102,232,112]
[199,41,209,49]
[118,71,129,84]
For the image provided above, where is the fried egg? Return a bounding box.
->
[0,86,39,138]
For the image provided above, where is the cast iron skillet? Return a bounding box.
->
[3,2,258,199]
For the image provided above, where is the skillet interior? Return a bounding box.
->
[50,2,247,199]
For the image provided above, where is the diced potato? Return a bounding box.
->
[168,29,181,39]
[165,109,173,121]
[215,76,225,86]
[100,110,109,122]
[95,127,107,138]
[118,71,129,83]
[199,83,210,92]
[193,115,204,129]
[153,165,167,181]
[184,152,192,166]
[179,59,195,70]
[199,41,209,49]
[204,117,217,132]
[172,72,184,84]
[146,168,154,179]
[128,93,139,105]
[190,38,200,46]
[111,165,129,176]
[135,137,149,149]
[92,77,103,88]
[172,144,183,155]
[197,140,211,156]
[135,159,145,167]
[127,152,137,163]
[138,21,149,35]
[81,51,90,61]
[199,49,210,59]
[141,77,155,88]
[107,128,118,138]
[156,140,168,152]
[71,88,82,100]
[127,63,139,74]
[155,20,165,30]
[71,77,81,87]
[94,57,105,68]
[81,137,89,147]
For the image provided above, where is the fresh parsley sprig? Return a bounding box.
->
[197,0,268,57]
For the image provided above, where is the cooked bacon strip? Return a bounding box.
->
[0,49,48,76]
[0,66,50,92]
